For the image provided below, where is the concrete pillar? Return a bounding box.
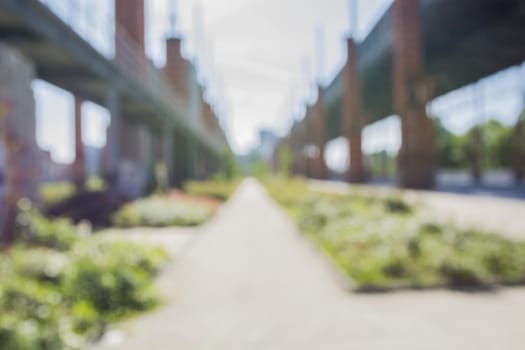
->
[137,125,153,168]
[173,130,192,187]
[117,121,148,198]
[314,87,328,179]
[343,37,366,183]
[304,108,315,178]
[0,44,39,244]
[163,126,174,186]
[103,86,120,183]
[393,0,435,189]
[72,96,86,189]
[189,71,203,128]
[296,124,307,177]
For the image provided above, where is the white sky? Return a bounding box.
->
[34,0,525,167]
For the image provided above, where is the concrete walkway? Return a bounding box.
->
[95,179,525,350]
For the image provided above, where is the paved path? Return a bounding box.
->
[95,179,525,350]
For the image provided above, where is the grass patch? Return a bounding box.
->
[0,201,168,349]
[111,191,217,228]
[265,178,525,291]
[183,180,240,201]
[39,177,106,208]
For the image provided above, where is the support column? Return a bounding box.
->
[72,96,86,189]
[393,0,435,189]
[0,44,39,244]
[314,87,328,179]
[165,37,189,100]
[173,130,192,187]
[343,37,365,183]
[115,0,146,76]
[103,86,120,187]
[514,85,525,184]
[163,125,174,187]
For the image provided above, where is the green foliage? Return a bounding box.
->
[39,182,76,208]
[434,118,467,169]
[367,151,397,178]
[265,178,525,291]
[39,177,106,208]
[85,176,106,192]
[278,145,292,179]
[435,118,517,170]
[250,159,271,180]
[183,180,239,201]
[63,239,165,320]
[218,149,240,181]
[112,196,212,228]
[0,205,168,349]
[143,164,160,196]
[16,200,80,251]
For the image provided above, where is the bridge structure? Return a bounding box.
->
[283,0,525,189]
[0,0,229,238]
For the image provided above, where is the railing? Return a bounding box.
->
[37,0,222,151]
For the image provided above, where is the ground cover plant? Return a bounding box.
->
[111,190,218,228]
[39,177,106,208]
[0,200,168,349]
[183,179,240,201]
[265,178,525,291]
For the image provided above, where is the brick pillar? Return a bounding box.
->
[304,108,315,178]
[393,0,435,189]
[290,128,300,176]
[115,0,145,50]
[72,96,86,189]
[343,37,365,183]
[115,0,146,75]
[0,44,39,244]
[202,102,218,137]
[314,87,328,179]
[164,37,189,100]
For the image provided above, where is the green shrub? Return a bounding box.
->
[112,196,212,228]
[63,239,163,320]
[0,207,169,349]
[39,182,75,207]
[183,180,239,201]
[16,200,80,251]
[265,178,525,291]
[39,177,106,209]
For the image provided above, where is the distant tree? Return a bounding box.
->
[433,118,467,169]
[250,159,271,179]
[368,151,396,178]
[218,149,240,180]
[278,145,292,179]
[433,118,514,171]
[481,119,513,168]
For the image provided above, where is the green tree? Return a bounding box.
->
[218,149,240,180]
[278,145,292,179]
[433,118,467,169]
